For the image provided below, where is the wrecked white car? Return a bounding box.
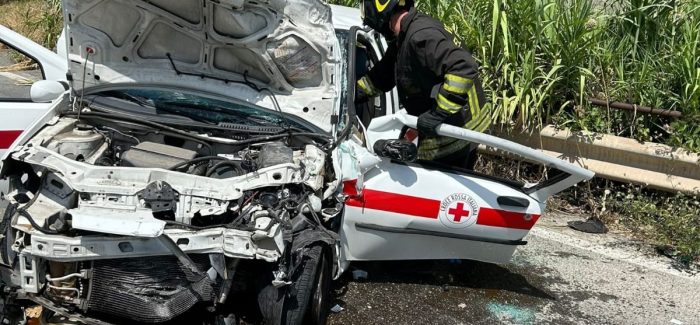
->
[0,1,594,324]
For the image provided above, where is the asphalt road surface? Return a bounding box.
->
[327,213,699,324]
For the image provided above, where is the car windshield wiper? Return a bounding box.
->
[98,91,154,108]
[157,100,291,128]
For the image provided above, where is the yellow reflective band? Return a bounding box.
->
[443,75,473,95]
[376,0,391,12]
[446,74,469,83]
[443,83,469,95]
[444,140,470,156]
[464,106,491,132]
[465,113,485,130]
[468,86,480,116]
[358,76,379,97]
[419,137,459,150]
[437,93,462,113]
[474,103,493,132]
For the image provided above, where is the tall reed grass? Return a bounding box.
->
[331,0,700,153]
[0,0,63,49]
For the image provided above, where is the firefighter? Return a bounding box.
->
[357,0,490,169]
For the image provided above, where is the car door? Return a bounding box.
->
[0,25,66,194]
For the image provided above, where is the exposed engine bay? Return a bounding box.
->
[0,112,341,324]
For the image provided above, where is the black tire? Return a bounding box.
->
[282,245,331,325]
[0,203,17,266]
[257,244,332,325]
[306,247,332,325]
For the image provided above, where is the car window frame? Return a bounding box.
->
[0,40,47,102]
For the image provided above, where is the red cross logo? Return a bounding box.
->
[448,202,471,223]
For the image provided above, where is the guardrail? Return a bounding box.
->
[480,125,700,195]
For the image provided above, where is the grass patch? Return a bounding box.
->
[0,0,63,50]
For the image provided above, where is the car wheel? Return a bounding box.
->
[304,245,331,325]
[282,244,331,325]
[257,243,331,325]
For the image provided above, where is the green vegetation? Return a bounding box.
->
[0,0,63,49]
[0,0,62,71]
[331,0,700,153]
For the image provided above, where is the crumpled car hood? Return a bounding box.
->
[62,0,341,132]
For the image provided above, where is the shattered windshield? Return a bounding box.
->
[95,88,313,131]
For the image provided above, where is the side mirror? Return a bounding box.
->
[30,80,68,103]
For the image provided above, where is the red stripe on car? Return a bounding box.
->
[0,130,23,149]
[476,208,540,230]
[346,188,441,219]
[344,182,539,230]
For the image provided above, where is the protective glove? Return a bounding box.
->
[355,86,370,104]
[356,76,379,104]
[417,109,450,137]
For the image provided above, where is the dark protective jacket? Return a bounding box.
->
[360,8,490,160]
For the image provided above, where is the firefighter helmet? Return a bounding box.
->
[361,0,414,36]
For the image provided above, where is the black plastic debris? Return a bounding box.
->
[373,139,418,162]
[567,217,608,234]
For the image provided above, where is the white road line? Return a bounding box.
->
[529,226,699,281]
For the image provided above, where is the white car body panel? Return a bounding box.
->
[330,5,362,30]
[0,25,66,81]
[340,161,540,263]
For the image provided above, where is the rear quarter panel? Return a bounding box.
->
[340,159,544,264]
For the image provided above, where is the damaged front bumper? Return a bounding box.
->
[24,227,278,263]
[16,227,280,294]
